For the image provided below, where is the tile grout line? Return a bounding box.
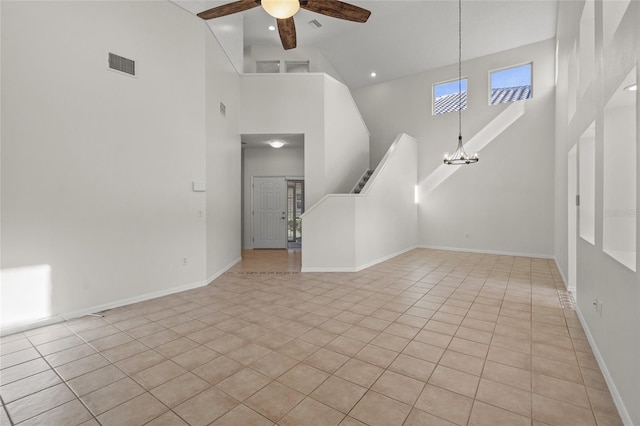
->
[0,250,619,426]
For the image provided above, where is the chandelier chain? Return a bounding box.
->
[458,0,462,138]
[443,0,477,165]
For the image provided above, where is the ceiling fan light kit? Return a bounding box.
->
[197,0,371,50]
[261,0,300,19]
[443,0,478,166]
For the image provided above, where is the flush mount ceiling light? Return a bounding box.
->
[268,140,285,148]
[444,0,478,165]
[261,0,300,19]
[624,84,637,91]
[370,72,377,77]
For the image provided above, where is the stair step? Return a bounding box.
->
[352,169,375,194]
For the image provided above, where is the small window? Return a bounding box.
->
[433,78,467,115]
[490,63,532,105]
[256,60,281,73]
[286,61,309,73]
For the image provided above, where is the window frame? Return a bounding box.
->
[488,62,533,106]
[432,76,468,116]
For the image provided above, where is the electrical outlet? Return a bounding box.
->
[592,299,603,316]
[464,232,470,239]
[182,257,188,266]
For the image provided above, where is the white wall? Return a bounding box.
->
[240,74,369,207]
[205,28,243,280]
[241,147,304,248]
[355,134,418,267]
[241,74,325,206]
[0,1,241,331]
[302,196,357,271]
[354,39,556,258]
[208,14,245,74]
[555,1,640,423]
[324,78,370,194]
[302,133,417,272]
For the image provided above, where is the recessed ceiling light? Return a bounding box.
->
[268,25,276,31]
[624,83,637,91]
[268,140,285,148]
[370,72,377,77]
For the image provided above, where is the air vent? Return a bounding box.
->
[108,53,135,76]
[308,19,322,28]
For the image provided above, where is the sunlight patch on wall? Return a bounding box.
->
[420,101,525,194]
[1,265,52,328]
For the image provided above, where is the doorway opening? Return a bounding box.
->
[287,180,304,248]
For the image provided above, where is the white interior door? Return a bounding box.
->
[252,177,287,249]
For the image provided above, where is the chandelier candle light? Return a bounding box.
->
[444,0,478,165]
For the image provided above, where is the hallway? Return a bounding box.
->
[228,249,302,273]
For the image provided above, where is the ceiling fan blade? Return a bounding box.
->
[301,0,371,23]
[197,0,259,20]
[277,18,297,50]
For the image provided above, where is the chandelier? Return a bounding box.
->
[444,0,478,165]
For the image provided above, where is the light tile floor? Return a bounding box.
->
[229,249,302,273]
[0,249,623,425]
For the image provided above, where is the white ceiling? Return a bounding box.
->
[173,0,558,89]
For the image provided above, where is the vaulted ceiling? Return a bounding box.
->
[174,0,558,89]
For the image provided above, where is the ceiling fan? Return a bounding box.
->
[197,0,371,50]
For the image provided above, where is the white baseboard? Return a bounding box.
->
[553,257,576,293]
[301,266,359,273]
[301,246,418,273]
[206,256,241,284]
[1,316,67,337]
[419,245,554,259]
[60,279,210,321]
[354,246,419,272]
[575,306,633,425]
[1,257,242,337]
